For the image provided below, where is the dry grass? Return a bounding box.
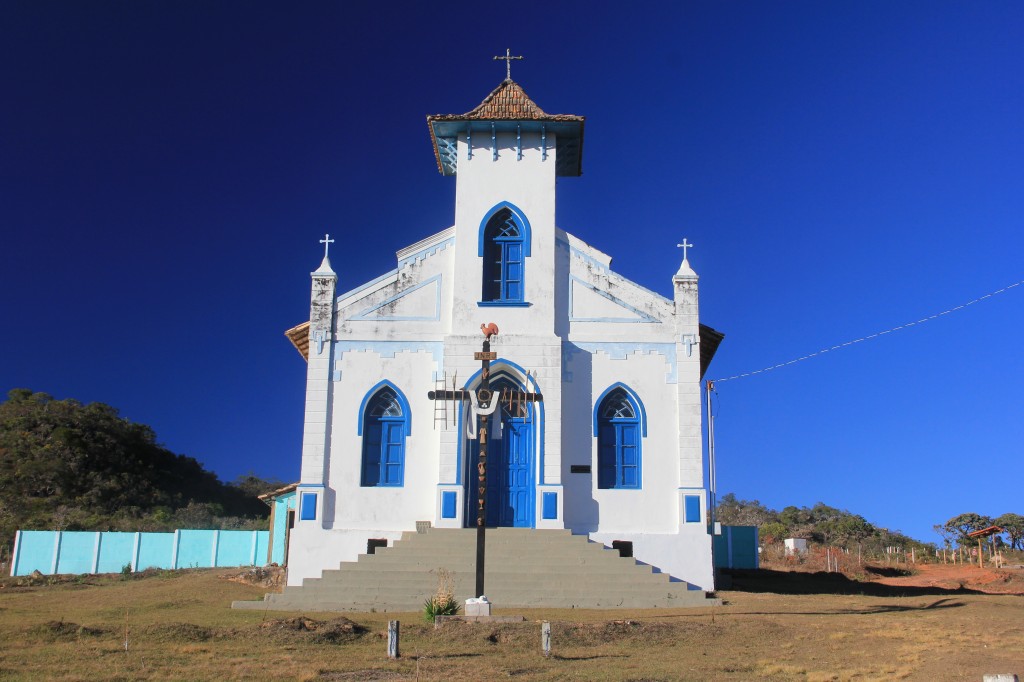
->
[1,567,1022,680]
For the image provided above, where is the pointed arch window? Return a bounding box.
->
[478,203,531,306]
[596,387,642,490]
[360,383,410,487]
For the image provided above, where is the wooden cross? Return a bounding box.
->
[426,324,543,598]
[677,238,694,261]
[494,48,523,80]
[320,233,335,259]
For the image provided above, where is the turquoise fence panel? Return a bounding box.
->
[11,531,56,576]
[729,526,759,569]
[137,533,174,571]
[175,530,216,569]
[55,532,96,575]
[215,530,255,567]
[10,529,271,576]
[96,532,136,574]
[713,525,760,570]
[255,531,270,566]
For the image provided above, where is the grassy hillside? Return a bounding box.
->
[0,389,274,554]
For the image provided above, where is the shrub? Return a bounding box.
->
[423,568,460,623]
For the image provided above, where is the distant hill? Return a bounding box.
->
[0,389,277,551]
[715,493,936,553]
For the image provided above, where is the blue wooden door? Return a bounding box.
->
[494,417,532,527]
[469,415,534,527]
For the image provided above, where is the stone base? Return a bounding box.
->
[434,615,526,627]
[465,601,492,617]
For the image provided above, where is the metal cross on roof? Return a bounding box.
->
[494,48,523,80]
[320,233,335,259]
[677,238,694,261]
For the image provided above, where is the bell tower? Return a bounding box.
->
[427,70,584,336]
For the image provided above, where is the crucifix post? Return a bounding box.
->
[426,323,543,600]
[474,338,493,597]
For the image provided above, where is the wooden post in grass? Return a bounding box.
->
[387,620,400,659]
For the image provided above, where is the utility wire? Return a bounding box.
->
[712,278,1023,384]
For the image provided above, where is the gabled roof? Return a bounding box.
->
[967,525,1004,538]
[258,482,298,504]
[427,80,585,177]
[699,324,725,380]
[285,321,310,359]
[428,79,584,123]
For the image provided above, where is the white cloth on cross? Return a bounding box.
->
[465,390,500,439]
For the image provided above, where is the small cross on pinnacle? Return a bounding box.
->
[320,233,335,259]
[494,48,523,80]
[677,238,694,261]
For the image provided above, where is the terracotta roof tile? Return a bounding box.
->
[427,79,583,123]
[285,321,310,360]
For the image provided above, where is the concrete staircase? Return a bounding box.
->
[233,528,718,612]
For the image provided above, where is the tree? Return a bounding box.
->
[715,493,778,527]
[0,388,270,547]
[994,513,1024,550]
[232,473,286,498]
[941,513,993,547]
[933,523,956,549]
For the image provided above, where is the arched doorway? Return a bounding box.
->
[465,372,536,527]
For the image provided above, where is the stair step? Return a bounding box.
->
[233,528,716,611]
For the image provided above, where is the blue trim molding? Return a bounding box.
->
[350,275,442,321]
[334,341,445,376]
[300,493,317,521]
[441,491,457,519]
[542,492,558,520]
[685,495,702,524]
[569,275,660,323]
[455,359,545,486]
[573,342,678,384]
[592,382,648,437]
[357,380,413,437]
[477,202,532,257]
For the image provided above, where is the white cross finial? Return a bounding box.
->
[494,48,523,80]
[677,238,694,261]
[320,233,335,259]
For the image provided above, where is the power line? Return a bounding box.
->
[712,278,1023,384]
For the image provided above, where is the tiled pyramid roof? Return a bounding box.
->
[427,79,584,122]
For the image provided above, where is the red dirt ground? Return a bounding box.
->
[871,561,1024,594]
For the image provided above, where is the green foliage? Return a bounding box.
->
[994,513,1024,550]
[715,493,778,527]
[715,493,936,553]
[941,513,993,547]
[423,567,459,623]
[0,388,271,549]
[423,595,460,623]
[231,472,285,498]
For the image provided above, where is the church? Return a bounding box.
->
[280,72,724,597]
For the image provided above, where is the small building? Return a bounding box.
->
[259,483,298,566]
[784,538,809,556]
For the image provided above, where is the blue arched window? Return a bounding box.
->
[596,387,642,489]
[360,384,409,487]
[480,205,529,304]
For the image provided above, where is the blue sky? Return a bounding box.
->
[2,2,1021,543]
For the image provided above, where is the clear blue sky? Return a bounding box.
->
[2,2,1021,544]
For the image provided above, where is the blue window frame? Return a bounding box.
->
[596,387,642,489]
[360,384,410,487]
[478,203,531,305]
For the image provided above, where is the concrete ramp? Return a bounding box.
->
[233,528,718,612]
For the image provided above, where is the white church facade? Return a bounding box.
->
[283,78,724,592]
